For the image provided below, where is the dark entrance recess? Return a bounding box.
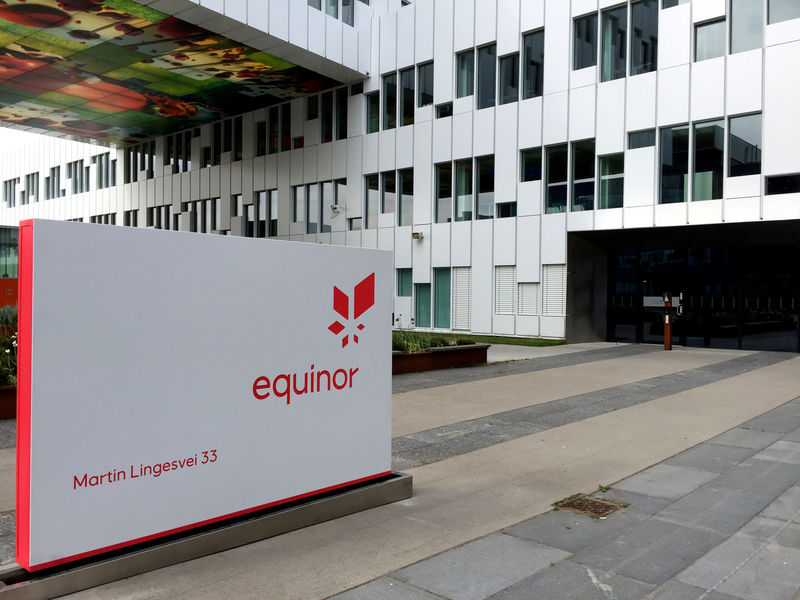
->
[566,221,800,352]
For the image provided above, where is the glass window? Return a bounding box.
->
[400,67,415,126]
[268,106,279,154]
[663,0,688,7]
[574,13,598,70]
[349,217,362,230]
[268,190,278,236]
[366,92,379,134]
[321,91,333,143]
[660,125,689,203]
[436,102,453,118]
[365,174,379,228]
[415,283,431,327]
[572,139,595,211]
[434,268,451,328]
[455,159,473,221]
[342,0,353,25]
[546,145,568,213]
[397,269,412,297]
[731,0,763,53]
[499,53,519,104]
[418,62,433,107]
[477,44,496,109]
[523,30,544,99]
[496,202,517,218]
[308,0,320,8]
[436,163,453,223]
[321,181,332,233]
[602,5,627,81]
[631,0,658,75]
[234,116,242,161]
[256,191,267,237]
[768,0,800,24]
[521,147,542,182]
[599,154,624,209]
[281,104,291,151]
[399,168,413,226]
[383,73,397,129]
[766,174,800,195]
[695,19,726,61]
[693,120,724,201]
[335,87,348,140]
[306,183,319,233]
[629,129,656,149]
[292,186,304,222]
[729,113,762,177]
[325,0,337,18]
[381,171,396,213]
[456,50,474,98]
[476,155,494,220]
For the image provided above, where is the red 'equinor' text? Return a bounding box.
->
[252,364,359,404]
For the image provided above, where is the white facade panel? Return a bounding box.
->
[726,49,763,116]
[470,220,493,333]
[433,0,454,105]
[569,85,596,141]
[596,79,626,155]
[540,213,566,264]
[453,0,475,52]
[451,221,471,267]
[542,92,569,145]
[659,3,691,69]
[475,0,497,47]
[493,218,516,266]
[764,40,800,176]
[496,0,520,56]
[691,58,725,122]
[624,148,656,207]
[543,0,570,93]
[397,6,415,68]
[431,223,451,267]
[379,11,397,75]
[658,65,690,126]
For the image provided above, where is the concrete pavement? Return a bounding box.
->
[1,342,799,599]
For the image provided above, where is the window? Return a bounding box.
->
[496,202,516,218]
[729,113,762,177]
[381,171,396,213]
[455,159,473,221]
[123,210,138,227]
[495,266,517,315]
[768,0,800,24]
[383,73,397,130]
[350,82,363,95]
[256,191,268,237]
[306,184,319,234]
[233,116,242,161]
[521,147,542,182]
[660,125,689,203]
[477,44,496,109]
[731,0,763,54]
[766,175,800,195]
[452,267,471,330]
[400,68,415,126]
[335,87,348,140]
[308,0,320,8]
[663,0,688,7]
[456,50,474,98]
[631,0,658,75]
[523,30,544,99]
[574,13,598,70]
[292,186,304,222]
[307,95,319,120]
[418,62,433,107]
[415,283,431,327]
[398,168,413,226]
[342,0,353,25]
[325,0,337,18]
[476,155,494,220]
[281,104,291,151]
[321,91,333,143]
[599,154,624,209]
[694,120,724,201]
[365,174,379,228]
[349,217,362,230]
[435,163,453,223]
[321,181,332,233]
[397,269,412,296]
[546,145,568,213]
[224,119,232,153]
[572,140,595,211]
[499,53,519,104]
[629,129,656,149]
[436,103,453,118]
[518,283,540,315]
[255,121,267,156]
[695,19,726,61]
[601,5,627,81]
[366,92,379,134]
[268,190,278,237]
[434,268,451,328]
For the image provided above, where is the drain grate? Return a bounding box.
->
[554,494,622,518]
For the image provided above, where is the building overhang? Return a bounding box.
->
[0,0,363,146]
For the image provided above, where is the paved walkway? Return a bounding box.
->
[0,343,799,600]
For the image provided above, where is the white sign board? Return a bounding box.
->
[16,219,392,571]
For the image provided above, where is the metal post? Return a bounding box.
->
[663,292,672,351]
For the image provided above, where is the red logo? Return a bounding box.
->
[328,273,375,347]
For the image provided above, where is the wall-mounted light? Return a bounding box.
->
[330,204,340,213]
[412,231,423,240]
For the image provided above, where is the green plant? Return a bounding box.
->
[0,332,17,387]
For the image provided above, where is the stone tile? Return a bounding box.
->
[329,577,444,600]
[615,464,718,500]
[0,419,13,450]
[708,428,783,450]
[784,427,800,444]
[677,535,764,591]
[711,460,800,498]
[489,560,653,600]
[504,507,646,553]
[775,523,800,551]
[646,580,738,600]
[594,488,674,516]
[737,516,788,544]
[717,543,800,600]
[393,533,569,600]
[665,444,755,473]
[741,414,800,434]
[752,441,800,465]
[762,486,800,523]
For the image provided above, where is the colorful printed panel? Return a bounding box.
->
[0,0,341,145]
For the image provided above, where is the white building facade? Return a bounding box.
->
[1,0,799,351]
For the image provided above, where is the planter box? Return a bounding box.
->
[0,385,14,419]
[392,344,490,374]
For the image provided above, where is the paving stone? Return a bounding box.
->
[708,427,784,450]
[329,577,444,600]
[716,543,800,600]
[615,464,718,500]
[774,523,800,551]
[710,460,800,498]
[646,580,739,600]
[665,443,756,473]
[392,533,569,600]
[737,516,788,544]
[489,559,653,600]
[504,506,646,553]
[762,486,800,523]
[741,414,800,434]
[752,441,800,465]
[0,419,13,450]
[784,427,800,444]
[594,488,674,516]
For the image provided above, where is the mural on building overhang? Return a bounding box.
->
[0,0,341,145]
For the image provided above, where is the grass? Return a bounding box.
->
[392,329,565,352]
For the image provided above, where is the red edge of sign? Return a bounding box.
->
[16,220,34,570]
[25,470,392,572]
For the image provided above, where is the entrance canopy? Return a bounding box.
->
[0,0,350,145]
